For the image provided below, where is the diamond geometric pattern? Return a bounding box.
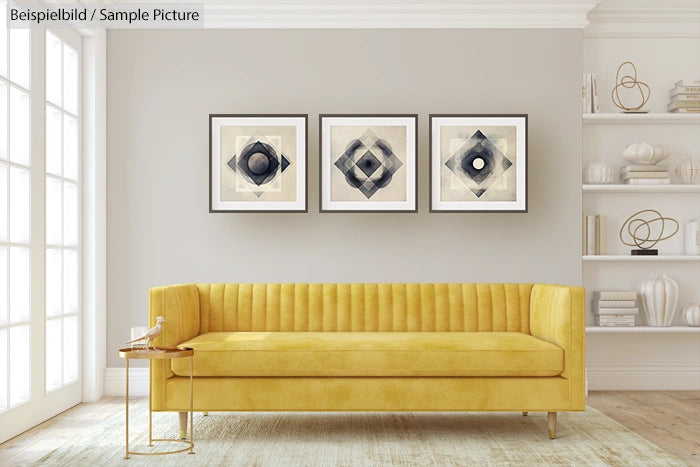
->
[334,129,403,199]
[444,130,512,198]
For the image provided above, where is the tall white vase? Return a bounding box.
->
[639,273,679,326]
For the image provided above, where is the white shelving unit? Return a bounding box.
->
[582,3,700,390]
[583,113,700,124]
[586,326,700,333]
[583,255,700,261]
[583,184,700,193]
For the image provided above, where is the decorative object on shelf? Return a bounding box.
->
[619,209,679,255]
[209,114,308,212]
[429,114,528,212]
[622,142,670,165]
[681,303,700,326]
[685,220,700,255]
[668,79,700,113]
[620,163,670,185]
[126,316,165,349]
[591,291,638,327]
[584,162,614,184]
[639,273,679,326]
[319,115,417,212]
[582,73,599,114]
[583,213,607,255]
[611,61,650,113]
[675,155,700,184]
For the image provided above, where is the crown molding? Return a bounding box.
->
[108,0,601,29]
[585,0,700,38]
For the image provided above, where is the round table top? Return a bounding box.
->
[118,346,194,360]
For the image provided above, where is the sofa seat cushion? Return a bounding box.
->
[171,332,563,377]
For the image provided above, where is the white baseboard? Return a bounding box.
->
[104,367,149,396]
[104,363,700,397]
[587,362,700,390]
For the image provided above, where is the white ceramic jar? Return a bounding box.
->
[639,273,679,326]
[681,304,700,326]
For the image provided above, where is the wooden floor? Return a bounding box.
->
[0,391,697,466]
[587,390,700,467]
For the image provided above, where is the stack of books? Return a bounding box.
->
[592,291,638,327]
[582,214,606,255]
[668,79,700,113]
[582,72,600,113]
[621,164,670,185]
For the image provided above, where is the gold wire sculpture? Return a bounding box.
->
[611,61,651,112]
[619,209,679,250]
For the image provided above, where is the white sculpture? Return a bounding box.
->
[126,316,165,349]
[639,274,678,326]
[675,155,699,184]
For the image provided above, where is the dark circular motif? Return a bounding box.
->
[247,152,270,175]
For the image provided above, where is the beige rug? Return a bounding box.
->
[5,398,686,466]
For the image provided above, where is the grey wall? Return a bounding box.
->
[107,29,582,366]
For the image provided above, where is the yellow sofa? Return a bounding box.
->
[149,283,585,439]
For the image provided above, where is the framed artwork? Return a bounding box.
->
[319,115,417,212]
[209,114,307,212]
[430,114,528,212]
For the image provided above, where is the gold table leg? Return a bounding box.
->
[125,358,130,459]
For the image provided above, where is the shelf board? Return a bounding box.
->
[583,255,700,261]
[583,184,700,193]
[583,113,700,124]
[586,326,700,333]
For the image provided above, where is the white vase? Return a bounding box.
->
[639,273,679,326]
[622,143,670,165]
[681,304,700,326]
[675,155,700,184]
[584,162,615,184]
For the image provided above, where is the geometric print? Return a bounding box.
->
[227,133,291,198]
[334,129,403,199]
[444,130,512,198]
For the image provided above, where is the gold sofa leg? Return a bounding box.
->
[203,412,209,416]
[179,412,188,439]
[522,412,528,416]
[548,412,557,439]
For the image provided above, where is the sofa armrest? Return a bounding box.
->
[149,284,200,410]
[529,284,585,409]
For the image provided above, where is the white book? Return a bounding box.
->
[670,85,700,97]
[586,73,593,114]
[594,314,636,319]
[622,172,670,180]
[592,74,600,113]
[668,108,700,113]
[594,322,635,327]
[669,94,700,103]
[597,300,637,308]
[582,213,587,256]
[587,215,596,256]
[625,178,670,185]
[674,79,700,87]
[599,215,607,255]
[582,73,588,113]
[621,165,669,173]
[593,291,637,301]
[593,307,640,315]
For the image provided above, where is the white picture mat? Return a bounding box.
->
[211,116,306,211]
[321,116,416,211]
[431,116,526,211]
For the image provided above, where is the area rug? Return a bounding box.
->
[12,398,686,466]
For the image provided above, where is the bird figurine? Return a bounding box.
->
[126,316,165,349]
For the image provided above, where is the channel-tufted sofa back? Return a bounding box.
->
[194,283,534,334]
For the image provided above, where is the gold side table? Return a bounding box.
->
[118,346,195,459]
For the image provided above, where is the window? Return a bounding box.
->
[0,0,32,411]
[45,30,80,392]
